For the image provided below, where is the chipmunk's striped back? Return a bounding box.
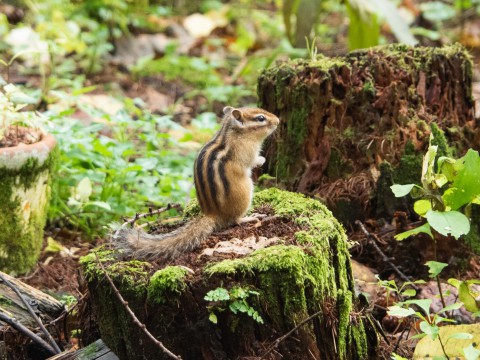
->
[113,106,279,260]
[194,107,279,224]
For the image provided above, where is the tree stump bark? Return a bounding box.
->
[82,189,377,360]
[257,44,477,224]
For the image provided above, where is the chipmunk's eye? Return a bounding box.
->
[255,115,266,122]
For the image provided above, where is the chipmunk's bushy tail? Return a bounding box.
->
[113,216,219,260]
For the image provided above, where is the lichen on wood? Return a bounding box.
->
[82,188,377,359]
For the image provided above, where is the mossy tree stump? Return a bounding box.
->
[82,189,377,359]
[257,44,477,224]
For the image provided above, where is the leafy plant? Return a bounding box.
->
[44,94,217,237]
[391,137,479,241]
[0,83,40,146]
[386,263,479,359]
[204,286,264,325]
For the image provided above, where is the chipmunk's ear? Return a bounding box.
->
[231,108,242,121]
[223,106,233,115]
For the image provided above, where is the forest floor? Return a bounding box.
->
[1,1,480,359]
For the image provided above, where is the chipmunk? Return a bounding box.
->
[113,106,279,260]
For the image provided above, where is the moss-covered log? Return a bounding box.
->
[82,189,377,359]
[257,44,477,224]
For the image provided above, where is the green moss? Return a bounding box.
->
[394,141,423,186]
[147,266,188,304]
[0,146,57,274]
[206,188,368,358]
[80,249,151,295]
[430,123,452,159]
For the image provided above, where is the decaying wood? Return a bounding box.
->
[47,339,118,360]
[258,44,477,224]
[0,271,65,329]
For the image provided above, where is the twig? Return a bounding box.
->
[0,272,61,353]
[0,311,56,356]
[94,253,182,360]
[355,221,418,291]
[121,203,182,227]
[260,309,323,359]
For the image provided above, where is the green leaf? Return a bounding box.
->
[208,313,218,324]
[346,0,380,50]
[401,289,416,297]
[421,143,438,189]
[442,149,480,210]
[72,85,97,96]
[419,321,439,340]
[387,306,415,318]
[426,210,470,239]
[395,223,433,241]
[437,302,463,314]
[414,199,431,216]
[204,288,230,302]
[391,184,415,197]
[76,177,93,202]
[403,299,432,317]
[459,282,480,313]
[425,261,448,278]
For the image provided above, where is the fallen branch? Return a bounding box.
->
[355,221,417,291]
[0,272,61,353]
[260,309,323,359]
[0,311,56,356]
[94,253,182,360]
[121,203,182,228]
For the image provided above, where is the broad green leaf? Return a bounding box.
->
[447,278,461,288]
[425,261,448,278]
[438,156,456,182]
[459,282,480,313]
[442,149,480,210]
[346,0,380,50]
[438,302,463,314]
[403,299,432,316]
[401,289,416,297]
[414,199,431,216]
[76,177,92,202]
[426,210,470,239]
[391,354,409,360]
[420,321,439,339]
[395,223,433,241]
[391,184,415,197]
[434,174,448,188]
[387,305,415,318]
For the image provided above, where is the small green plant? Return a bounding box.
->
[376,275,425,306]
[386,263,478,359]
[204,286,264,325]
[391,136,480,241]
